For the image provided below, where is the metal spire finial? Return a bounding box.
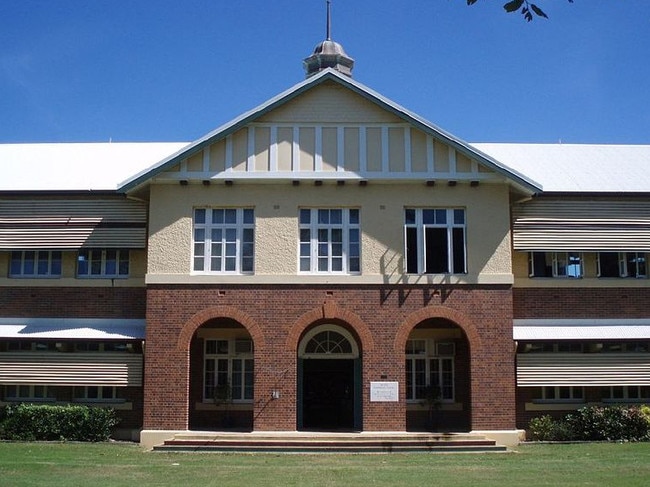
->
[326,0,331,41]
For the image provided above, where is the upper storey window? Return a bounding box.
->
[598,252,646,278]
[193,208,254,274]
[9,250,61,278]
[77,249,129,278]
[404,208,466,274]
[529,252,583,278]
[299,208,360,274]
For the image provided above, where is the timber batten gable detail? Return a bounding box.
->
[157,123,495,183]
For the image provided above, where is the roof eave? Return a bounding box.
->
[119,69,542,193]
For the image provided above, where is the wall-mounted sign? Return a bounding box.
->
[370,381,399,402]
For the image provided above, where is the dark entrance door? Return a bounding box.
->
[301,359,354,431]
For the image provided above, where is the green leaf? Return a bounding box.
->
[531,4,549,18]
[503,0,525,13]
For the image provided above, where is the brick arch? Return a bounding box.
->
[393,305,482,354]
[286,301,374,353]
[177,305,265,352]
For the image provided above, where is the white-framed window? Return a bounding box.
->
[77,249,129,278]
[529,252,583,278]
[73,386,121,402]
[204,339,254,402]
[5,385,56,402]
[193,208,254,274]
[404,208,466,274]
[9,250,62,278]
[538,386,584,403]
[299,208,360,274]
[3,341,57,353]
[602,385,650,402]
[405,339,455,402]
[598,252,647,278]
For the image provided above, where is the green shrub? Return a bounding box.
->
[528,414,574,441]
[566,405,649,442]
[0,404,119,442]
[529,405,650,442]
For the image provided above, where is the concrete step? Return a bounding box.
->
[152,432,508,453]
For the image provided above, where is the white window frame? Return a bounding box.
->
[298,208,361,274]
[73,386,122,403]
[5,384,56,402]
[405,339,455,403]
[538,386,584,403]
[602,385,650,403]
[204,339,254,403]
[9,250,62,278]
[404,208,467,275]
[77,249,129,278]
[598,252,647,278]
[192,208,254,274]
[529,252,583,278]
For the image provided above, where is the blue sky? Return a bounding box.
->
[1,1,649,144]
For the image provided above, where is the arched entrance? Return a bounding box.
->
[188,318,254,431]
[404,319,471,432]
[297,324,361,431]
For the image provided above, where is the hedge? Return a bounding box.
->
[0,404,119,442]
[529,405,650,442]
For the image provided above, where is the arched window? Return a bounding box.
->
[299,325,359,359]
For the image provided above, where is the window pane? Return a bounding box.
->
[299,208,311,224]
[224,209,236,224]
[452,228,466,274]
[243,209,254,224]
[195,208,206,224]
[10,252,22,275]
[453,209,465,225]
[51,251,62,276]
[425,228,448,273]
[599,252,619,277]
[349,209,359,224]
[405,227,418,273]
[209,209,222,224]
[318,209,329,224]
[24,251,35,275]
[422,209,435,225]
[405,209,416,225]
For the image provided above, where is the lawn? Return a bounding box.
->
[0,441,649,487]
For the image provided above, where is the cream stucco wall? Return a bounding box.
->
[146,181,513,285]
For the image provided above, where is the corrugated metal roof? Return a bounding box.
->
[472,143,650,193]
[514,319,650,340]
[0,142,187,191]
[0,318,145,340]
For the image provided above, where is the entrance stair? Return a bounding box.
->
[152,431,508,453]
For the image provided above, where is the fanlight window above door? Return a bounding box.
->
[299,326,359,359]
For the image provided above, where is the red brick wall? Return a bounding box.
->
[514,288,650,319]
[143,284,516,432]
[0,287,146,318]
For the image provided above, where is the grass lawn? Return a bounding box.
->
[0,441,649,487]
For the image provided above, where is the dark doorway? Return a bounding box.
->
[301,359,355,431]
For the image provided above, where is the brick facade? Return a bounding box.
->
[513,288,650,319]
[0,287,146,319]
[143,284,516,432]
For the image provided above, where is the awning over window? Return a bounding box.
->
[516,354,650,387]
[0,353,143,386]
[512,198,650,252]
[0,198,147,249]
[0,318,145,340]
[514,319,650,341]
